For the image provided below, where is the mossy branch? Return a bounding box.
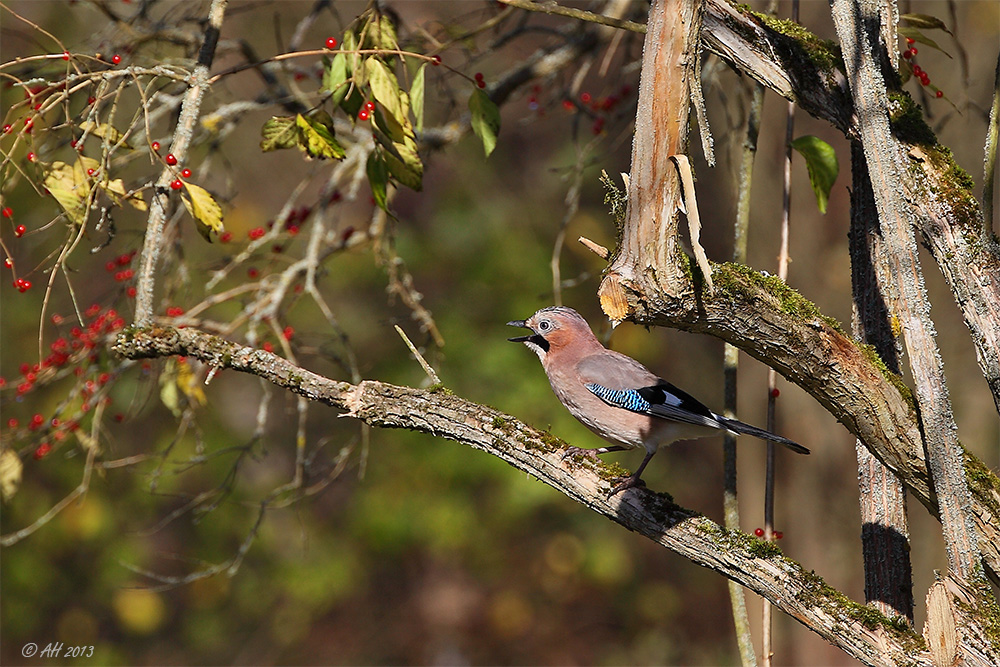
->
[113,324,934,667]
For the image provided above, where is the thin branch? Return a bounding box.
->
[134,0,228,327]
[497,0,645,34]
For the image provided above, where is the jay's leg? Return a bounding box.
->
[607,449,657,498]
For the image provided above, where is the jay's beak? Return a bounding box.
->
[507,319,532,342]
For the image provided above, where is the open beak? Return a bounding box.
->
[506,319,532,342]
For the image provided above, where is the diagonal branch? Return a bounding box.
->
[112,324,937,667]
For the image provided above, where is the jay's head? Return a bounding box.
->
[507,306,598,361]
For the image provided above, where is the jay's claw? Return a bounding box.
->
[561,446,603,462]
[607,474,646,498]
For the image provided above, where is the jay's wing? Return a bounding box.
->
[577,353,809,454]
[575,352,723,431]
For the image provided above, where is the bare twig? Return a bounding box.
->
[497,0,645,34]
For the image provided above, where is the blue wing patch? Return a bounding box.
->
[585,383,651,413]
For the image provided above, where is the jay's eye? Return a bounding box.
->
[538,320,552,332]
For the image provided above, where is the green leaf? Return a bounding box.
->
[363,11,398,51]
[791,135,839,215]
[899,14,953,35]
[370,125,422,191]
[468,88,501,157]
[323,53,351,108]
[897,27,952,58]
[260,116,299,152]
[295,113,345,160]
[180,181,224,242]
[367,149,389,211]
[367,57,407,129]
[410,64,426,132]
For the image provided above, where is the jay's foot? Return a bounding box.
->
[607,474,646,498]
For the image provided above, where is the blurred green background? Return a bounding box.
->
[2,1,998,665]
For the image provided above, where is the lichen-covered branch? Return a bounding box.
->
[831,0,979,581]
[133,0,228,327]
[112,324,938,667]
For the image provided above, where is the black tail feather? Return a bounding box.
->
[718,417,810,454]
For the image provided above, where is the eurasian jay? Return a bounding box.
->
[508,306,809,497]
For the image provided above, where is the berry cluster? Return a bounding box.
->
[358,100,376,122]
[474,72,486,89]
[3,303,129,461]
[902,38,943,98]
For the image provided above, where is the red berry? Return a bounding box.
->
[477,79,486,89]
[151,141,160,152]
[87,96,96,105]
[325,37,338,49]
[936,90,943,98]
[248,267,259,278]
[431,55,442,66]
[2,207,11,218]
[34,443,51,460]
[126,286,137,298]
[770,388,780,398]
[180,168,192,178]
[580,92,592,103]
[165,153,177,166]
[474,72,484,81]
[4,258,12,268]
[905,37,915,45]
[117,253,131,266]
[358,109,370,121]
[248,227,265,240]
[774,531,784,539]
[111,54,121,65]
[912,64,922,75]
[62,51,70,61]
[87,168,96,176]
[14,225,26,237]
[7,418,17,429]
[902,50,912,60]
[262,341,273,353]
[106,261,116,272]
[282,326,294,340]
[920,74,930,86]
[219,231,232,243]
[754,528,765,537]
[170,179,183,190]
[26,152,36,162]
[2,124,11,134]
[364,100,375,111]
[909,47,917,56]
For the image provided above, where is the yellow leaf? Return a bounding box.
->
[101,178,147,211]
[175,358,207,407]
[79,120,132,149]
[180,181,224,242]
[0,447,23,502]
[260,115,299,152]
[295,113,346,160]
[43,158,96,225]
